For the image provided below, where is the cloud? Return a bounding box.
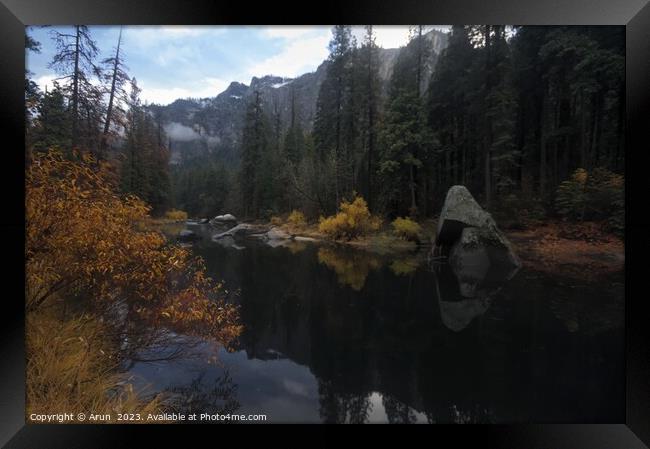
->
[245,33,330,78]
[35,73,59,92]
[123,26,226,50]
[164,122,221,145]
[283,379,310,397]
[164,122,202,141]
[139,77,229,105]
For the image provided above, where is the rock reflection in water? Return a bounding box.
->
[433,252,520,332]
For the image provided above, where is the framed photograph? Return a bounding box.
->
[1,0,648,446]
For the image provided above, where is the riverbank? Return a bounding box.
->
[273,218,624,281]
[155,215,624,282]
[505,222,624,281]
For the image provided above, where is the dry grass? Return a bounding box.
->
[27,309,164,423]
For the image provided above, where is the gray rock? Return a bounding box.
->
[436,186,520,272]
[436,185,496,246]
[266,227,292,240]
[212,223,268,240]
[211,213,238,224]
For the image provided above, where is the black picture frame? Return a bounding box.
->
[1,0,648,446]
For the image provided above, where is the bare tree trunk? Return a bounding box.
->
[101,26,123,157]
[71,26,81,150]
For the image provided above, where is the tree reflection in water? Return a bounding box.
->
[317,246,382,291]
[164,371,240,418]
[131,234,624,424]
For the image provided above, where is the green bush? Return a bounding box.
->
[493,193,547,229]
[555,167,624,233]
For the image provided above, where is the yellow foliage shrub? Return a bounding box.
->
[391,217,422,241]
[318,196,381,241]
[26,150,243,418]
[287,210,306,230]
[26,151,242,345]
[165,209,188,221]
[270,215,283,226]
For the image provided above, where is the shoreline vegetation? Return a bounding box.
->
[26,152,242,424]
[159,208,624,281]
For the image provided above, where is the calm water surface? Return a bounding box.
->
[128,224,624,423]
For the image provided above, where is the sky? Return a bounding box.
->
[26,25,450,105]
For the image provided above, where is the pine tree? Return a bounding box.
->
[240,90,270,218]
[31,83,72,154]
[313,25,355,211]
[354,25,382,211]
[379,30,432,217]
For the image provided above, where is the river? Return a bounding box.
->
[127,223,624,423]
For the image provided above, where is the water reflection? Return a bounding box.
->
[165,371,240,417]
[317,246,382,290]
[126,228,624,423]
[389,257,420,277]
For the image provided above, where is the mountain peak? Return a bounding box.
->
[250,75,292,90]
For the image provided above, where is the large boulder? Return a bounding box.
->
[436,186,520,272]
[436,186,496,246]
[432,186,520,331]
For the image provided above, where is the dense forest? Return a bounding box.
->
[26,25,625,228]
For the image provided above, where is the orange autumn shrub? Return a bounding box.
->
[26,150,242,345]
[318,195,381,241]
[165,209,188,221]
[286,210,306,230]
